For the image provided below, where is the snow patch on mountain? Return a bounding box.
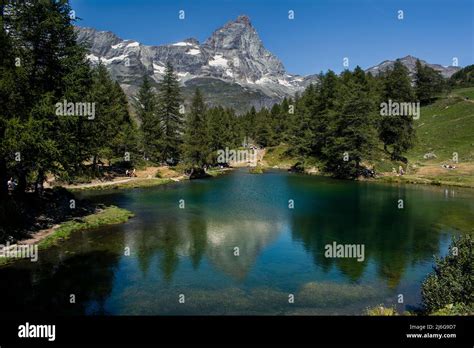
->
[186,48,201,55]
[209,54,229,68]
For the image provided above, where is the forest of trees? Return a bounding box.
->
[0,0,136,197]
[240,61,448,178]
[0,0,454,200]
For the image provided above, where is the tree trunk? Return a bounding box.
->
[0,159,8,198]
[35,169,45,196]
[16,169,27,194]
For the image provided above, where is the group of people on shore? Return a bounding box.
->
[392,166,405,176]
[125,168,137,178]
[442,164,457,170]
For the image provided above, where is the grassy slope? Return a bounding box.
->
[263,144,295,168]
[408,91,474,162]
[400,87,474,187]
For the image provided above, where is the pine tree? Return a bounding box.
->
[243,106,257,142]
[312,71,339,157]
[157,62,183,165]
[322,68,378,178]
[254,108,273,147]
[0,11,26,196]
[415,59,444,105]
[288,84,316,157]
[183,88,209,169]
[2,0,95,190]
[207,106,235,162]
[72,64,132,173]
[379,61,416,161]
[135,74,162,163]
[110,81,138,163]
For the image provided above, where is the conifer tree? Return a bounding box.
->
[157,62,183,164]
[183,88,209,168]
[288,85,316,157]
[379,61,416,161]
[415,59,444,104]
[135,75,162,163]
[322,68,378,178]
[254,108,273,147]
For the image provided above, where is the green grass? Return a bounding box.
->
[452,86,474,99]
[0,206,134,267]
[68,178,171,192]
[375,173,474,188]
[366,305,398,316]
[263,144,294,168]
[207,168,231,177]
[38,206,134,249]
[387,87,474,187]
[365,303,473,316]
[407,89,474,164]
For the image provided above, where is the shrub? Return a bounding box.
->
[366,305,397,316]
[421,234,473,313]
[249,166,264,174]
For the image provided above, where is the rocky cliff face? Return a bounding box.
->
[76,15,318,112]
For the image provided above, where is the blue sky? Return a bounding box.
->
[70,0,473,75]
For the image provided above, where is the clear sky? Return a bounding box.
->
[70,0,473,75]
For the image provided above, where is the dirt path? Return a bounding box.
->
[18,224,63,245]
[62,166,180,190]
[64,178,134,189]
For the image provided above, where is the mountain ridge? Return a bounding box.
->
[76,15,461,113]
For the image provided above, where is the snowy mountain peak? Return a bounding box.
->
[75,15,316,111]
[76,18,458,113]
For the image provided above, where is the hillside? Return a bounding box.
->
[409,88,474,162]
[262,87,474,187]
[402,87,474,186]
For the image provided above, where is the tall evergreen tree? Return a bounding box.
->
[2,0,95,190]
[254,108,273,147]
[243,106,257,142]
[415,59,444,104]
[88,66,135,168]
[183,88,209,168]
[157,62,183,164]
[207,106,236,158]
[313,71,339,157]
[288,84,316,157]
[135,74,162,163]
[322,68,378,178]
[379,61,416,161]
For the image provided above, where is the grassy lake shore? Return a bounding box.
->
[0,205,134,267]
